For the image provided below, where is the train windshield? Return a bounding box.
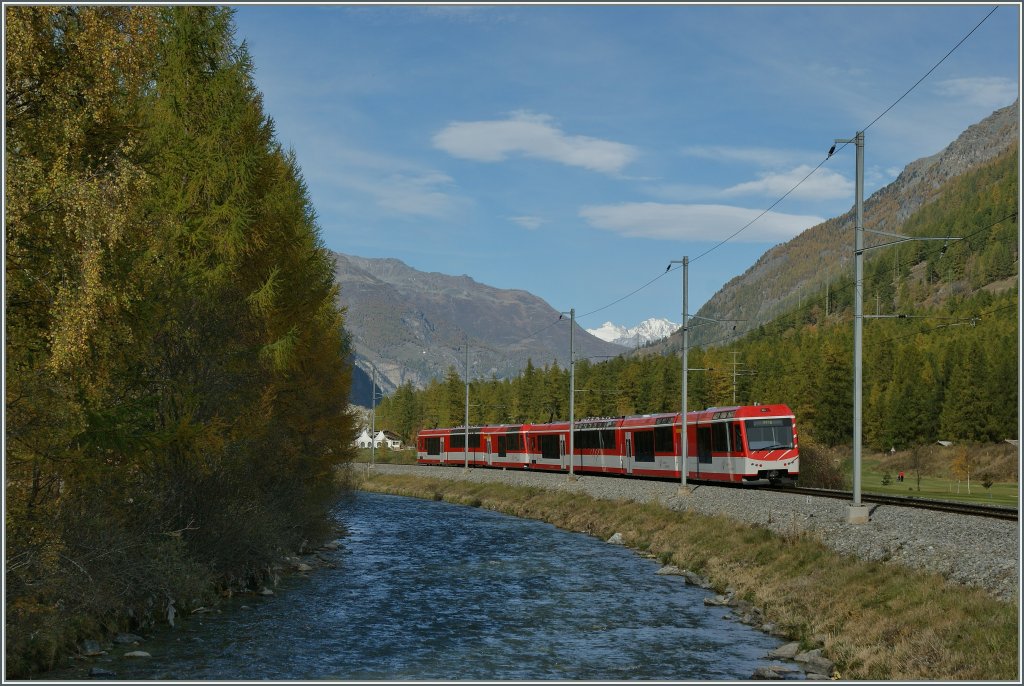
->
[745,418,794,451]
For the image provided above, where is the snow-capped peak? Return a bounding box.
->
[586,321,629,343]
[587,318,679,347]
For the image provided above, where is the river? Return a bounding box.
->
[53,491,793,680]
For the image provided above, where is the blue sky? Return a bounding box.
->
[231,3,1019,331]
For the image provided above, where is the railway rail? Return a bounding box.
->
[768,486,1018,521]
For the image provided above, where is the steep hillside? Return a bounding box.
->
[333,253,625,404]
[672,101,1019,350]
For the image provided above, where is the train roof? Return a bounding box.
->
[687,404,794,421]
[417,404,795,436]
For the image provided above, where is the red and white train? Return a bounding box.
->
[416,403,799,486]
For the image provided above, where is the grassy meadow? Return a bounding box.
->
[354,470,1018,681]
[860,443,1018,506]
[860,460,1018,505]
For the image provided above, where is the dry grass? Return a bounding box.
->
[357,472,1018,681]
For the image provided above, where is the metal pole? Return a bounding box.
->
[569,307,575,479]
[371,365,376,466]
[852,130,864,512]
[732,351,738,404]
[834,132,868,523]
[464,337,470,470]
[681,257,689,492]
[666,258,690,493]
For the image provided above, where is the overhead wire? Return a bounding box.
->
[564,4,1003,325]
[862,5,1000,135]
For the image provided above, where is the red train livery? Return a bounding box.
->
[416,404,798,486]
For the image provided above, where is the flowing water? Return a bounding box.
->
[54,492,794,680]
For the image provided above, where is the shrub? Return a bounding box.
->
[798,440,848,489]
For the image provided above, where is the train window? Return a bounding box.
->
[574,428,615,450]
[730,422,744,453]
[497,435,507,457]
[697,427,712,463]
[450,433,481,450]
[506,433,523,452]
[711,422,728,452]
[425,437,441,456]
[654,426,673,452]
[633,430,655,461]
[538,435,561,460]
[745,418,794,450]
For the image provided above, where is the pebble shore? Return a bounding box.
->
[361,463,1020,603]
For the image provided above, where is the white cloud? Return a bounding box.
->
[680,144,798,167]
[933,77,1017,109]
[371,171,461,217]
[644,182,723,203]
[579,202,824,243]
[721,165,853,200]
[309,147,466,219]
[509,215,545,230]
[433,111,638,174]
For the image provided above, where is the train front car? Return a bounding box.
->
[684,404,799,485]
[734,404,799,485]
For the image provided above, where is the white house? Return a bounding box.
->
[354,428,374,449]
[378,431,403,450]
[354,429,403,450]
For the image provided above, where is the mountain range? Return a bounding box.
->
[333,253,625,405]
[339,100,1018,407]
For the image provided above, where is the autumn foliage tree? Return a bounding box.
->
[5,6,355,676]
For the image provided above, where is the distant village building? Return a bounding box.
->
[354,428,403,450]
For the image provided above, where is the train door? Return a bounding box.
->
[624,432,633,475]
[559,434,566,470]
[728,422,742,481]
[697,425,713,479]
[486,436,493,467]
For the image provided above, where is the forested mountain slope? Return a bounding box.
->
[674,101,1018,349]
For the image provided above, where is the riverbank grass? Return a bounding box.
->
[357,472,1017,681]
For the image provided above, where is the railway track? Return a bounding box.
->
[768,486,1018,521]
